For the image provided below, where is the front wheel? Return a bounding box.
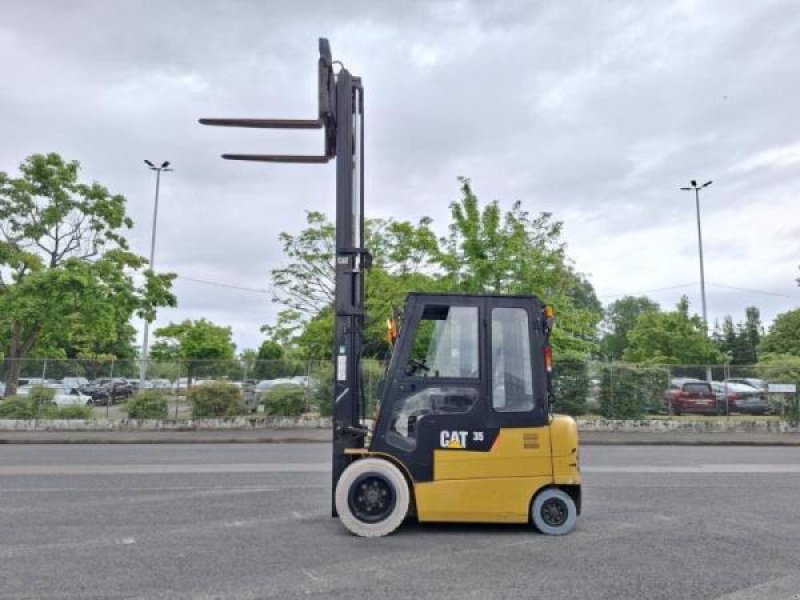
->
[531,487,577,536]
[335,458,410,537]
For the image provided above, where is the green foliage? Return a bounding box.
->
[39,403,94,419]
[152,319,236,379]
[0,394,93,419]
[126,391,169,419]
[243,341,306,380]
[271,211,336,315]
[623,297,725,365]
[712,307,762,365]
[0,153,176,396]
[362,359,387,417]
[0,396,36,418]
[598,364,667,419]
[440,178,601,356]
[759,309,800,357]
[309,362,334,416]
[756,354,800,424]
[553,362,589,416]
[266,179,603,359]
[756,354,800,382]
[190,381,242,418]
[27,384,56,407]
[600,296,660,360]
[262,384,306,416]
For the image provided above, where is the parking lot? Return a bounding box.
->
[2,443,800,599]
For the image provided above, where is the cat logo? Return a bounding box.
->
[440,430,468,449]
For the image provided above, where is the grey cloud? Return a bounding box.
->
[2,0,798,350]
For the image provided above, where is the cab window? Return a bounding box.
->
[407,305,478,378]
[491,307,534,412]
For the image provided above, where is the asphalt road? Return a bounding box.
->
[2,444,800,600]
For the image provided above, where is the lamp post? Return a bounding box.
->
[681,179,712,381]
[140,160,172,386]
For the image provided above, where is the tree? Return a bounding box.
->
[150,319,236,384]
[0,153,175,396]
[266,211,441,359]
[713,307,762,365]
[759,308,800,357]
[266,178,603,359]
[599,296,660,360]
[439,178,602,357]
[756,353,800,382]
[247,338,304,380]
[623,297,725,365]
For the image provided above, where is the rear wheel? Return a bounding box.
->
[335,458,409,537]
[531,487,577,536]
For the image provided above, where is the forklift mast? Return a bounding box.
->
[200,39,370,495]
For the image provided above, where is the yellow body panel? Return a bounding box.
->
[415,477,552,523]
[412,416,581,523]
[550,414,581,485]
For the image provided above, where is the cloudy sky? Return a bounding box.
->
[1,0,799,351]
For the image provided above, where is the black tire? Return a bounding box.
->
[335,458,410,537]
[531,487,577,536]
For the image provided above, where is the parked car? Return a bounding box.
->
[144,378,172,390]
[711,381,771,415]
[724,378,768,392]
[136,379,173,391]
[254,378,301,394]
[61,377,89,390]
[664,379,718,415]
[174,378,195,391]
[46,383,92,406]
[79,378,134,405]
[15,383,92,406]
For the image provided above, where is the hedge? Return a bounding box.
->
[126,391,169,419]
[191,381,243,417]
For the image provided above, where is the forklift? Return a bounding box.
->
[201,39,581,537]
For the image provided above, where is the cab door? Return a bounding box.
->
[371,295,487,482]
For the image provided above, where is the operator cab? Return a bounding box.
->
[370,292,553,482]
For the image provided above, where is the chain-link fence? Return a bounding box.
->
[0,358,388,420]
[0,358,797,422]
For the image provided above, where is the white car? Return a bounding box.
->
[255,378,301,393]
[18,383,92,406]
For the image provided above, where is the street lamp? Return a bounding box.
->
[681,179,712,381]
[140,160,173,385]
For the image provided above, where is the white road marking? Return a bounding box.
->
[712,574,800,599]
[301,568,321,582]
[223,521,244,527]
[0,484,327,493]
[584,464,800,473]
[0,463,330,476]
[117,537,136,545]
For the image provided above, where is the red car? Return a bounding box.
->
[664,379,718,415]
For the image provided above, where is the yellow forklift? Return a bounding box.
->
[201,39,581,537]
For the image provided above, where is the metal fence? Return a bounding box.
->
[1,358,798,422]
[0,358,387,420]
